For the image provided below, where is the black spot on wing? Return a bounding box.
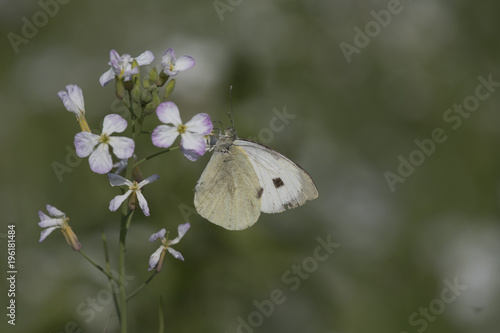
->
[257,187,264,199]
[272,177,284,188]
[283,202,298,210]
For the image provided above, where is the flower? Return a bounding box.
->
[38,205,81,251]
[152,102,213,161]
[58,85,85,119]
[161,48,195,76]
[107,173,159,216]
[99,49,155,87]
[148,223,190,272]
[112,158,129,175]
[57,84,90,132]
[74,114,135,174]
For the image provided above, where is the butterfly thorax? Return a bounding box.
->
[215,127,237,152]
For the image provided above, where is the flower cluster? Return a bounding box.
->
[44,47,206,266]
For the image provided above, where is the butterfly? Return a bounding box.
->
[194,124,318,230]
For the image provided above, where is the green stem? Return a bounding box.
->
[101,229,121,322]
[118,92,142,333]
[128,93,137,120]
[118,210,134,333]
[79,251,119,283]
[127,271,158,301]
[134,147,179,168]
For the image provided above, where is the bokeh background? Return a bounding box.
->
[1,0,500,332]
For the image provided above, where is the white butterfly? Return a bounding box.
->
[194,126,318,230]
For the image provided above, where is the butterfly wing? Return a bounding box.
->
[194,145,263,230]
[234,139,318,214]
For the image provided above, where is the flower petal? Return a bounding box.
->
[109,190,132,212]
[67,85,85,112]
[167,247,184,261]
[138,174,159,188]
[185,113,213,136]
[149,228,166,242]
[39,227,58,242]
[170,223,191,245]
[161,48,175,67]
[38,218,63,228]
[75,132,99,158]
[180,147,204,161]
[107,173,131,187]
[89,143,113,174]
[151,125,179,148]
[174,55,195,72]
[58,85,85,116]
[102,114,128,135]
[38,210,50,221]
[148,246,164,271]
[109,49,121,66]
[135,191,150,216]
[180,133,206,161]
[46,204,65,218]
[108,136,135,159]
[122,66,139,80]
[99,68,116,87]
[156,101,182,126]
[135,50,155,66]
[113,158,128,174]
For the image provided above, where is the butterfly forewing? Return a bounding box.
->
[234,139,319,214]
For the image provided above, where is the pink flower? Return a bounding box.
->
[152,102,213,161]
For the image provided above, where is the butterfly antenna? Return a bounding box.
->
[228,85,235,128]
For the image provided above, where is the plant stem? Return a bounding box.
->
[117,91,141,333]
[118,210,134,333]
[127,271,157,301]
[79,251,119,283]
[101,229,121,321]
[134,147,178,168]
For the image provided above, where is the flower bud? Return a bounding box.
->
[115,78,125,99]
[131,84,141,103]
[140,89,152,104]
[157,71,169,87]
[164,79,176,99]
[148,67,158,85]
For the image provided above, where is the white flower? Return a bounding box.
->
[161,48,195,76]
[99,49,155,87]
[74,114,135,174]
[107,173,159,216]
[151,102,213,161]
[38,205,81,251]
[148,223,190,271]
[57,84,85,120]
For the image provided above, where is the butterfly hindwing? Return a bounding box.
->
[194,145,263,230]
[234,139,319,214]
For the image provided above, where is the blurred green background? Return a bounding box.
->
[1,0,500,332]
